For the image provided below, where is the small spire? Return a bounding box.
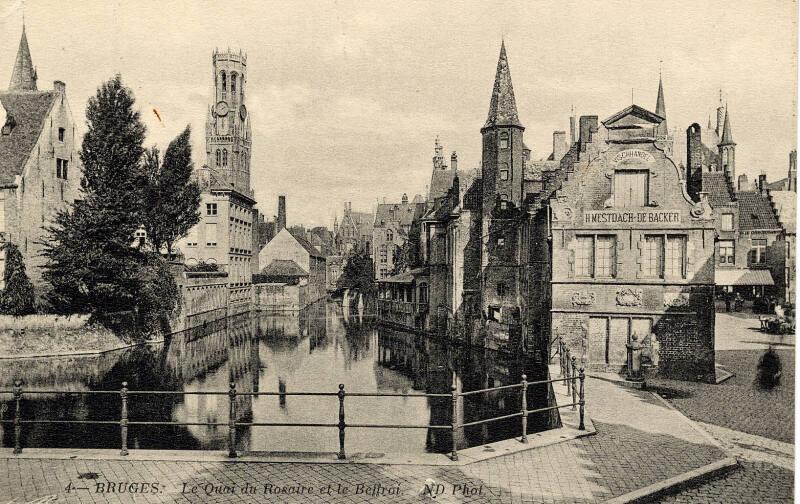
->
[655,74,666,119]
[720,107,735,145]
[9,24,37,91]
[483,41,523,130]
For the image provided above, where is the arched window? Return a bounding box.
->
[386,229,393,241]
[500,131,509,149]
[222,149,228,166]
[230,72,237,94]
[215,149,221,166]
[220,72,227,93]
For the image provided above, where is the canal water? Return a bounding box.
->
[0,300,554,455]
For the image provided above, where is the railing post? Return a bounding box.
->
[571,356,578,411]
[559,341,565,376]
[564,350,572,395]
[579,367,586,430]
[228,382,237,458]
[450,382,459,461]
[520,374,528,443]
[337,384,346,460]
[120,381,129,456]
[12,380,22,455]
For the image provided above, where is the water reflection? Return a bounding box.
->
[0,300,553,454]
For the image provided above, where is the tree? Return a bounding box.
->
[336,249,374,293]
[0,242,35,316]
[391,223,421,275]
[41,75,179,336]
[142,126,200,258]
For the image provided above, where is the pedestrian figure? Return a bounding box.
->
[756,345,782,389]
[724,292,731,312]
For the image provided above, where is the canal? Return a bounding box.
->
[0,300,555,455]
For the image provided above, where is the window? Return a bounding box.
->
[206,203,218,216]
[499,132,509,149]
[595,236,616,277]
[642,235,664,278]
[186,227,198,247]
[215,149,221,166]
[58,127,65,142]
[488,306,501,322]
[500,170,509,181]
[230,72,237,94]
[379,268,387,279]
[664,236,686,279]
[497,237,505,247]
[56,158,68,179]
[614,170,649,207]
[719,240,735,265]
[721,213,734,231]
[386,229,393,241]
[575,236,594,277]
[206,223,217,247]
[499,193,509,210]
[575,235,615,278]
[380,245,387,263]
[497,282,507,297]
[221,71,226,91]
[222,149,228,166]
[751,239,767,264]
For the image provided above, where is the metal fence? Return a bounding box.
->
[0,371,585,461]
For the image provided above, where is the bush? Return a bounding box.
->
[0,242,35,316]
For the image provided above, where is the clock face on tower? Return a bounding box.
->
[215,101,229,116]
[239,104,247,121]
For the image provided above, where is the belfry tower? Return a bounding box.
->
[206,49,252,194]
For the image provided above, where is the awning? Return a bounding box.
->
[715,268,775,286]
[379,267,429,284]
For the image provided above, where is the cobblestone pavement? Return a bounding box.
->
[0,378,729,503]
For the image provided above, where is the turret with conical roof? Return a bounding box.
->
[9,26,37,91]
[482,41,524,132]
[718,108,736,182]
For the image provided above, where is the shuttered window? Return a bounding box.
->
[614,170,649,207]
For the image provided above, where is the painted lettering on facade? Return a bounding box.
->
[612,149,655,164]
[584,210,681,225]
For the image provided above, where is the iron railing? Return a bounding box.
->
[0,371,585,461]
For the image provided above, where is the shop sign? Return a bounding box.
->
[612,149,655,164]
[584,210,680,225]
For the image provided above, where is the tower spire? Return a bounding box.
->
[720,107,734,145]
[655,74,666,119]
[483,41,523,130]
[9,24,37,91]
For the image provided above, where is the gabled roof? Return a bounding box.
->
[9,27,37,91]
[770,190,796,234]
[288,229,325,259]
[0,91,57,185]
[261,259,308,277]
[701,172,735,207]
[483,41,523,130]
[374,201,425,228]
[603,104,664,128]
[429,168,457,202]
[735,191,780,230]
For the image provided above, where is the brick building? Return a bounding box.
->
[333,202,373,255]
[372,192,425,280]
[257,228,327,304]
[0,26,82,293]
[176,49,257,311]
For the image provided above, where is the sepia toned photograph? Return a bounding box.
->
[0,1,796,502]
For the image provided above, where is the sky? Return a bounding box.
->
[0,0,796,228]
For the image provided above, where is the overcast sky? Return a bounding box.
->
[0,1,796,227]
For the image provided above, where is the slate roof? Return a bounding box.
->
[9,28,37,91]
[701,172,735,207]
[483,42,523,130]
[735,191,780,230]
[288,229,325,259]
[0,91,57,186]
[766,178,790,191]
[374,201,425,228]
[720,110,735,145]
[261,259,308,277]
[770,190,796,234]
[429,168,457,202]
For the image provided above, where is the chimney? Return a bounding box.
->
[569,115,577,144]
[53,81,65,94]
[401,193,408,204]
[579,116,598,153]
[277,195,286,231]
[737,174,749,191]
[789,150,797,192]
[758,173,768,196]
[450,151,458,172]
[552,131,567,161]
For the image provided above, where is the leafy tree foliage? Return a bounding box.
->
[0,242,35,316]
[336,249,375,293]
[390,222,422,275]
[42,75,180,336]
[142,126,200,258]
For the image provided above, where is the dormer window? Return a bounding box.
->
[500,132,509,149]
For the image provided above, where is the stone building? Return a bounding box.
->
[257,228,326,304]
[372,192,426,280]
[685,105,789,309]
[333,202,373,255]
[0,26,81,292]
[176,49,256,311]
